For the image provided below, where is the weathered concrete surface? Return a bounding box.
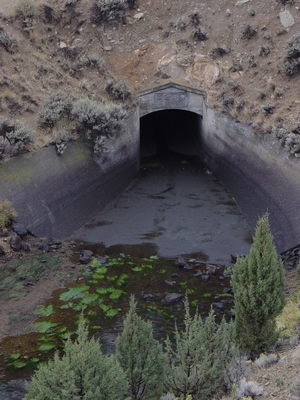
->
[0,110,140,238]
[72,155,252,262]
[139,83,205,117]
[200,106,300,253]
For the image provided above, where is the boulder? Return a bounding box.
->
[0,245,5,256]
[193,270,202,277]
[212,302,224,310]
[279,10,294,28]
[49,238,62,246]
[22,244,30,252]
[10,233,22,251]
[97,256,107,264]
[142,293,160,302]
[79,249,93,264]
[174,257,186,267]
[38,243,50,252]
[206,264,219,275]
[165,293,183,303]
[201,275,210,282]
[164,280,176,286]
[157,52,220,90]
[12,223,28,238]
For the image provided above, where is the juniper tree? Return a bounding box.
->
[232,213,286,356]
[164,298,235,400]
[24,315,128,400]
[116,295,165,400]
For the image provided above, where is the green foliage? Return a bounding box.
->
[232,213,286,355]
[25,314,129,400]
[0,200,17,229]
[164,298,235,400]
[116,295,165,399]
[0,255,60,299]
[39,92,72,127]
[7,353,27,370]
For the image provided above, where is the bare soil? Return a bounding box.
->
[0,0,300,137]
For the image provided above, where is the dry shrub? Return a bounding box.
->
[276,299,300,338]
[0,200,17,229]
[14,0,37,18]
[230,108,239,120]
[1,91,16,100]
[267,77,276,91]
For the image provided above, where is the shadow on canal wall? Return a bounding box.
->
[0,111,139,239]
[0,83,299,252]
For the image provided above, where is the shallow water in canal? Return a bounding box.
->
[72,154,252,263]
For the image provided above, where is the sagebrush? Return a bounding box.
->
[24,315,129,400]
[90,0,128,25]
[39,92,72,127]
[282,32,300,76]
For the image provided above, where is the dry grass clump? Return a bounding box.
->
[276,296,300,338]
[0,200,18,229]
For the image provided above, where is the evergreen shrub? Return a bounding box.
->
[232,213,286,356]
[164,298,236,400]
[116,296,165,400]
[24,315,129,400]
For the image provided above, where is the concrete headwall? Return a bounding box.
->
[200,106,300,253]
[0,110,140,239]
[139,83,205,117]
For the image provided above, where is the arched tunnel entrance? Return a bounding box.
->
[140,110,202,158]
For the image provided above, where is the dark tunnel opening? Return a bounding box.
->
[140,109,202,159]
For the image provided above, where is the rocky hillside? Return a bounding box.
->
[0,0,300,158]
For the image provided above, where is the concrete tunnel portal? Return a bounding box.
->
[138,83,205,159]
[140,109,202,158]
